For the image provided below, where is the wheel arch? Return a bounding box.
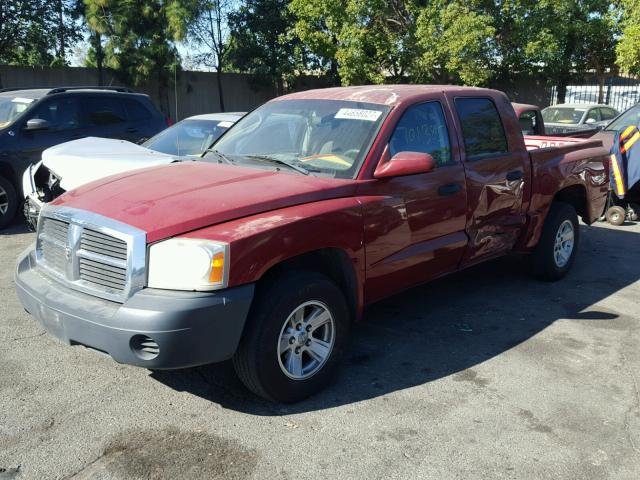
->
[553,184,588,222]
[256,248,361,323]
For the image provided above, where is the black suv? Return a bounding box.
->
[0,86,167,228]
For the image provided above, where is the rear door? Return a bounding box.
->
[446,95,529,264]
[83,95,130,140]
[361,98,468,303]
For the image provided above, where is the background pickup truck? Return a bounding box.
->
[15,85,609,403]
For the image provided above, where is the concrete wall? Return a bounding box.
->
[0,65,310,120]
[0,64,555,119]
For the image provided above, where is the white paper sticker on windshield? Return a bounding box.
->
[335,108,382,122]
[217,121,234,128]
[12,97,35,104]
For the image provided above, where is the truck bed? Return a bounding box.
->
[523,135,605,151]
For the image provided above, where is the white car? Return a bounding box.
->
[23,112,243,227]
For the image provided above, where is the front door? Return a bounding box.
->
[361,99,468,304]
[16,96,87,173]
[448,95,528,264]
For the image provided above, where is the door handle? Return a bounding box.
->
[438,183,462,196]
[506,170,524,181]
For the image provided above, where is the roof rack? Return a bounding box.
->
[0,86,136,94]
[46,86,136,94]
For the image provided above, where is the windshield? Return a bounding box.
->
[605,104,640,132]
[0,96,35,128]
[208,99,390,179]
[541,107,586,124]
[143,118,233,156]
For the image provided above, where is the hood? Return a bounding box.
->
[591,130,615,151]
[52,162,358,243]
[42,137,175,191]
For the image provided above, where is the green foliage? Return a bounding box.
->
[0,0,81,67]
[83,0,192,87]
[227,0,304,90]
[617,0,640,74]
[291,0,623,87]
[413,1,495,85]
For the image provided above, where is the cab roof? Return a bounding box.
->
[275,84,496,107]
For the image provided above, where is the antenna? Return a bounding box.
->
[174,63,180,157]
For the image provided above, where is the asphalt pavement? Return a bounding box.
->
[1,219,639,479]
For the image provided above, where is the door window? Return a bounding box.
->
[86,97,127,125]
[454,98,508,160]
[585,109,601,123]
[600,108,617,121]
[389,101,452,166]
[28,97,81,131]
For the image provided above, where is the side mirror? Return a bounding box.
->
[374,151,435,179]
[585,118,596,125]
[25,118,50,131]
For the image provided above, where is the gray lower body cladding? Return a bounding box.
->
[15,247,254,369]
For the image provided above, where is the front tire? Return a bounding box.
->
[530,202,579,281]
[0,176,17,229]
[233,271,350,403]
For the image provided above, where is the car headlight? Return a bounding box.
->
[147,238,229,291]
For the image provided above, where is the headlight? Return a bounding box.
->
[147,238,229,291]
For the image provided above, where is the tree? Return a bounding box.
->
[0,1,81,71]
[188,0,234,111]
[412,1,495,85]
[84,0,194,114]
[617,0,640,76]
[291,0,495,86]
[228,0,304,94]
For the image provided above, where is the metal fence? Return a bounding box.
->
[548,75,640,113]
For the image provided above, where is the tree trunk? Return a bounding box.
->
[557,78,568,104]
[93,33,104,86]
[57,0,65,63]
[216,69,225,112]
[597,73,605,104]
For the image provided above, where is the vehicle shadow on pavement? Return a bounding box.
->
[0,221,31,236]
[151,223,638,414]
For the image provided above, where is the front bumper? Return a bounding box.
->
[15,247,254,369]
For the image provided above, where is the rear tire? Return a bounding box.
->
[606,206,626,226]
[0,176,17,229]
[530,202,579,281]
[233,271,350,403]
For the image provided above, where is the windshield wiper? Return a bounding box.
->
[243,155,310,175]
[203,149,235,164]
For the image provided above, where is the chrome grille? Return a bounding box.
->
[79,258,127,290]
[35,205,146,303]
[40,218,69,275]
[80,229,128,260]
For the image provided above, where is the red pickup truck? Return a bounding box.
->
[15,85,609,402]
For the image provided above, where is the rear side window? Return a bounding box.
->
[389,102,452,166]
[86,96,127,125]
[518,110,538,135]
[455,98,508,161]
[125,99,152,121]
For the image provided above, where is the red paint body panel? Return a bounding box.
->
[52,162,359,243]
[51,85,610,314]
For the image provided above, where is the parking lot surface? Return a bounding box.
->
[1,220,639,479]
